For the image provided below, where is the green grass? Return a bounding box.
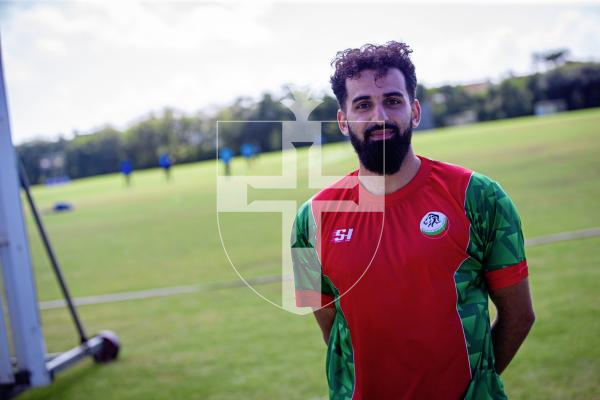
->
[10,108,600,399]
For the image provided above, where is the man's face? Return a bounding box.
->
[337,68,420,175]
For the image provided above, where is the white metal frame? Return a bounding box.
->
[0,35,121,400]
[0,38,51,389]
[0,292,14,384]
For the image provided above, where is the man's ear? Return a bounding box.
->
[337,109,349,136]
[411,99,422,129]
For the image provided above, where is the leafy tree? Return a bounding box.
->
[16,60,600,184]
[66,127,124,178]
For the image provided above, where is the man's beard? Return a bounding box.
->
[348,120,413,175]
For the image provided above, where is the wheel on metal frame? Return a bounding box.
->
[93,330,120,363]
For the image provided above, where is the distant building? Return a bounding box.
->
[462,81,491,96]
[444,110,478,126]
[534,100,567,116]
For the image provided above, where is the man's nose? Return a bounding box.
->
[372,103,389,123]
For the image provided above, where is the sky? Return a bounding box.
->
[1,1,600,144]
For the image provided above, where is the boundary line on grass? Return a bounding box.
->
[39,275,284,310]
[38,226,600,310]
[524,227,600,247]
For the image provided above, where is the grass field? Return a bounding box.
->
[8,108,600,399]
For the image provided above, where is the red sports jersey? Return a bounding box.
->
[292,156,528,400]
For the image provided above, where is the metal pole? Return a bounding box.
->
[0,290,14,385]
[0,34,50,388]
[18,165,88,344]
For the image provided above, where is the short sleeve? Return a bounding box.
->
[291,200,335,308]
[465,173,529,290]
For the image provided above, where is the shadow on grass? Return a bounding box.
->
[17,360,111,400]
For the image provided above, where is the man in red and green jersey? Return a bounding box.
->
[291,42,535,399]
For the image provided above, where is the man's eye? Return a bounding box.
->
[386,98,402,105]
[356,103,370,110]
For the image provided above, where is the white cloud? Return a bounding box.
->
[2,2,278,142]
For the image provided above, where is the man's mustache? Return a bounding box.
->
[364,122,400,140]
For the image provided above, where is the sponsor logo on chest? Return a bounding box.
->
[419,211,449,238]
[331,228,354,243]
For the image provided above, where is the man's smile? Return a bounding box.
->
[369,128,395,141]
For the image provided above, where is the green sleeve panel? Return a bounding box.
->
[456,172,528,399]
[292,202,355,397]
[291,199,335,303]
[324,277,355,400]
[464,172,527,272]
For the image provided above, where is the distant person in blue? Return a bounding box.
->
[159,153,172,181]
[121,160,133,186]
[240,143,256,167]
[220,147,233,176]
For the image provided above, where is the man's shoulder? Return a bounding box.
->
[295,170,359,222]
[421,156,474,197]
[298,170,358,213]
[423,157,511,208]
[312,170,359,202]
[425,156,473,181]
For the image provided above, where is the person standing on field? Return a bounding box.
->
[291,41,535,400]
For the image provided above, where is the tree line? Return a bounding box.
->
[426,61,600,125]
[17,60,600,184]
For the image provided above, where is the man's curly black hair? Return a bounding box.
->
[330,41,417,110]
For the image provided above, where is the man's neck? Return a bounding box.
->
[358,148,421,195]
